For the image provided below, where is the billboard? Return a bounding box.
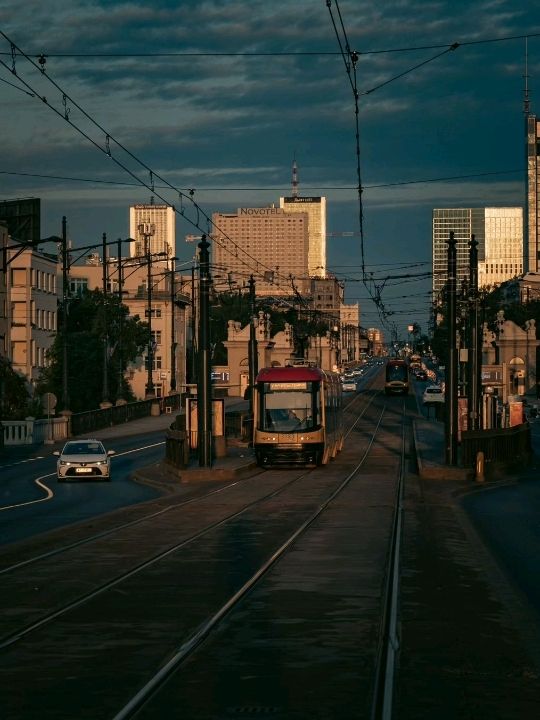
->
[0,198,41,245]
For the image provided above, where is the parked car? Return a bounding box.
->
[54,439,115,481]
[422,385,444,404]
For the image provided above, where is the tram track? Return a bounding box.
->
[2,374,407,719]
[0,390,381,647]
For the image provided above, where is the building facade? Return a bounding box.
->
[6,247,58,386]
[433,207,523,300]
[69,258,190,401]
[211,207,310,296]
[0,223,9,360]
[279,196,326,277]
[129,204,176,259]
[526,114,540,273]
[478,207,523,287]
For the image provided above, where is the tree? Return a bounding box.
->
[37,289,150,413]
[0,356,35,419]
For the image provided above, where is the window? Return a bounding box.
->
[70,278,89,297]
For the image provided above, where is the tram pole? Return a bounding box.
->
[467,235,481,430]
[197,234,212,467]
[445,232,458,465]
[247,275,258,417]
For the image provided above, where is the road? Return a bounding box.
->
[0,433,165,545]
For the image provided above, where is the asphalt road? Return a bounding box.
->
[0,432,165,545]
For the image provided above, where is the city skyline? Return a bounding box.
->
[1,1,539,336]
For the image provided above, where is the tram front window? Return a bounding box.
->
[261,389,317,432]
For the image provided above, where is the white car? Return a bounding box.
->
[422,385,444,404]
[342,379,357,392]
[54,439,115,481]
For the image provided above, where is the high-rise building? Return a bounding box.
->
[432,208,523,300]
[526,114,540,272]
[129,204,175,259]
[278,162,326,277]
[211,207,310,296]
[478,208,523,287]
[279,196,326,277]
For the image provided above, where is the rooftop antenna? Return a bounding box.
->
[524,37,531,116]
[292,156,299,198]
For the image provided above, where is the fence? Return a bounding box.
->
[2,416,70,446]
[1,394,183,449]
[460,422,531,467]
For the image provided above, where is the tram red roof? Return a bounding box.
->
[256,365,328,383]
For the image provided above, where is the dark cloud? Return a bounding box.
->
[1,0,538,333]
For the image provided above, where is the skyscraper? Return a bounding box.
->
[432,208,523,299]
[279,161,326,277]
[211,206,310,296]
[129,204,176,258]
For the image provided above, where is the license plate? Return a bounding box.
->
[75,467,92,473]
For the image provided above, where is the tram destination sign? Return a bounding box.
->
[269,382,307,391]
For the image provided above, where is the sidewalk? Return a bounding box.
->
[413,418,470,481]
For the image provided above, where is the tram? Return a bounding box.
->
[384,358,409,395]
[253,364,344,466]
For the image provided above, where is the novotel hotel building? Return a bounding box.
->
[211,207,310,296]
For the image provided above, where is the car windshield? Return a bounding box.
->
[63,442,105,455]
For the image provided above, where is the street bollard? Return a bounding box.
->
[475,451,485,483]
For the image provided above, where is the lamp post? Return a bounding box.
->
[197,234,212,467]
[247,275,258,416]
[100,232,112,408]
[445,231,458,465]
[139,223,156,398]
[170,256,178,394]
[60,216,70,413]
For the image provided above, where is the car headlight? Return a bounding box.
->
[59,460,69,466]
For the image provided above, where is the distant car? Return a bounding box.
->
[415,370,428,381]
[342,379,357,392]
[423,385,444,404]
[54,439,115,481]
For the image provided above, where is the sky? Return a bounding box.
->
[0,0,539,340]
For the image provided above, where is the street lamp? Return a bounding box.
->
[170,256,178,394]
[138,223,156,398]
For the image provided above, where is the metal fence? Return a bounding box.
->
[70,395,181,436]
[460,422,531,467]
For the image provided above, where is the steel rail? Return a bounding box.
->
[111,404,387,720]
[370,400,407,720]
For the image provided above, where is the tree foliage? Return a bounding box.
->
[209,291,336,364]
[0,356,36,420]
[37,289,150,413]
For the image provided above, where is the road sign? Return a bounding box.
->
[42,393,57,411]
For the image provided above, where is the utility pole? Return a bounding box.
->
[139,223,156,398]
[445,232,458,465]
[467,235,481,430]
[170,257,177,394]
[190,263,197,384]
[101,232,111,407]
[61,216,70,414]
[197,235,212,467]
[116,237,125,404]
[247,274,258,416]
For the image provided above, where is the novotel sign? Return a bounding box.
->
[239,208,286,215]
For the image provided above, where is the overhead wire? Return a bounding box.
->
[0,31,306,301]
